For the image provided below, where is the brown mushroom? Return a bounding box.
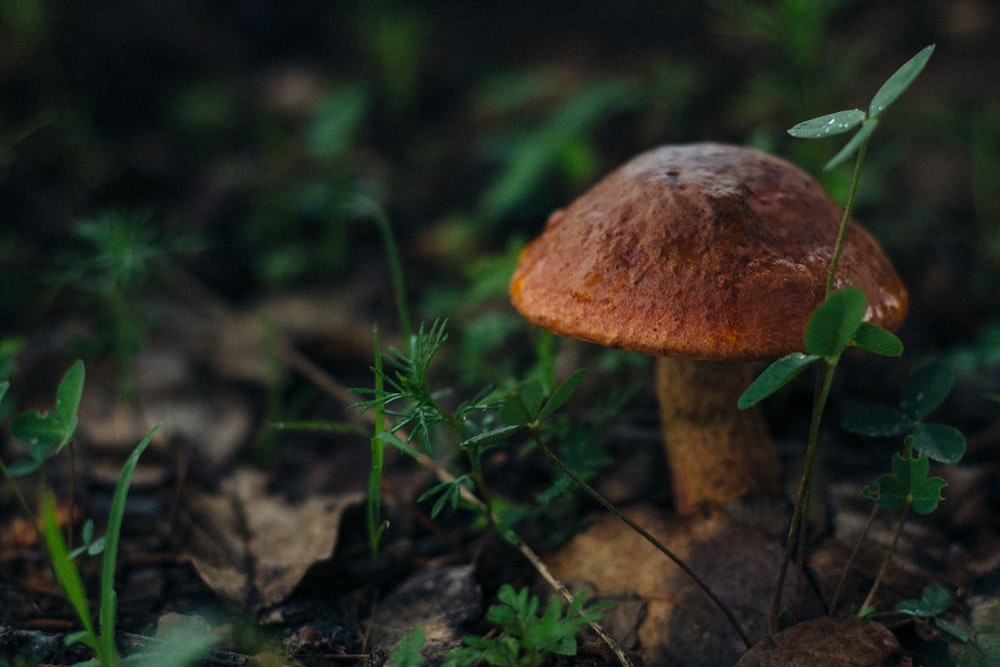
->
[509,143,908,514]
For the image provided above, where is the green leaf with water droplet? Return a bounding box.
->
[900,361,952,421]
[869,45,935,118]
[11,410,64,449]
[896,583,951,617]
[738,352,821,409]
[841,405,911,437]
[788,109,865,138]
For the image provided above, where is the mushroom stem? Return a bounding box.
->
[655,357,782,514]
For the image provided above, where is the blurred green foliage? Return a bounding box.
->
[0,1,994,377]
[49,211,198,389]
[475,74,640,228]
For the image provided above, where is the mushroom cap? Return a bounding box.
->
[509,143,908,361]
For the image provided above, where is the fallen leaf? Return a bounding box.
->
[548,503,824,666]
[736,614,906,666]
[173,468,363,611]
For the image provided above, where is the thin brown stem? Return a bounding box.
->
[830,503,880,615]
[861,503,910,612]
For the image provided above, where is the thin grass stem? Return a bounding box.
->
[826,140,869,294]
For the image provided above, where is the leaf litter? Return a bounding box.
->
[173,468,364,612]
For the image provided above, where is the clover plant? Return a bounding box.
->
[738,45,947,631]
[895,583,970,643]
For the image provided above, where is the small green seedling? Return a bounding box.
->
[353,319,644,663]
[1,361,86,550]
[69,518,106,560]
[895,583,971,643]
[787,44,934,299]
[444,585,611,667]
[740,288,903,630]
[416,368,590,542]
[862,436,947,516]
[741,44,935,632]
[8,358,84,476]
[51,211,197,394]
[387,627,427,667]
[838,362,966,615]
[2,360,212,666]
[356,317,600,550]
[788,44,935,172]
[43,419,161,666]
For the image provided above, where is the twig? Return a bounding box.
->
[515,538,634,667]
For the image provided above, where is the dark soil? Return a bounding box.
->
[1,2,998,665]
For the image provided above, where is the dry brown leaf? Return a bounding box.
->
[549,503,824,666]
[736,615,907,666]
[173,468,363,611]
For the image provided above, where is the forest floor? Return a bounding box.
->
[1,3,998,665]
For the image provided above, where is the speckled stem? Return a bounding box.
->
[655,357,782,514]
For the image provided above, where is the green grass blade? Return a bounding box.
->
[100,423,161,662]
[356,197,412,341]
[41,490,98,650]
[368,326,387,556]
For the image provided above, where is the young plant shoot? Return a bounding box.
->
[737,45,939,631]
